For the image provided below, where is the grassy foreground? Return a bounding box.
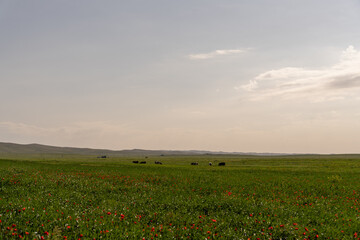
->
[1,155,360,239]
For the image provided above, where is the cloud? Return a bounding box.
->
[0,122,57,136]
[189,49,247,60]
[238,46,360,102]
[0,121,138,149]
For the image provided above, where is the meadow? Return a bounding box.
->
[1,154,360,239]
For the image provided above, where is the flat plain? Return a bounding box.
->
[1,154,360,239]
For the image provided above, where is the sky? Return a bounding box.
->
[1,0,360,153]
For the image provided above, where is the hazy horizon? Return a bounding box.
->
[1,1,360,154]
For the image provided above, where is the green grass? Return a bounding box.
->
[1,155,360,239]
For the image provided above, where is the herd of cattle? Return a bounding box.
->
[132,161,225,166]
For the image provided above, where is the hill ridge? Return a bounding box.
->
[0,142,301,156]
[0,142,234,156]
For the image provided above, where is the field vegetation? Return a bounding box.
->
[1,154,360,239]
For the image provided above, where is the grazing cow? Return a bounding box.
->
[218,162,225,166]
[140,161,146,164]
[209,162,212,166]
[191,162,198,165]
[132,161,139,164]
[155,161,162,165]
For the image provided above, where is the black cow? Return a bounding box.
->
[218,162,225,166]
[191,162,199,165]
[140,161,147,164]
[155,161,162,165]
[132,161,139,164]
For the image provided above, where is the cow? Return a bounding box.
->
[191,162,198,165]
[209,162,212,166]
[155,161,162,165]
[140,161,147,164]
[132,161,139,164]
[218,162,225,166]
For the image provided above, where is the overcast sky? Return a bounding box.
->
[1,0,360,153]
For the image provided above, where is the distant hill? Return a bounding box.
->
[0,142,294,157]
[0,142,235,156]
[0,142,113,155]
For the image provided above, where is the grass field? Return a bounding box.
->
[1,154,360,239]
